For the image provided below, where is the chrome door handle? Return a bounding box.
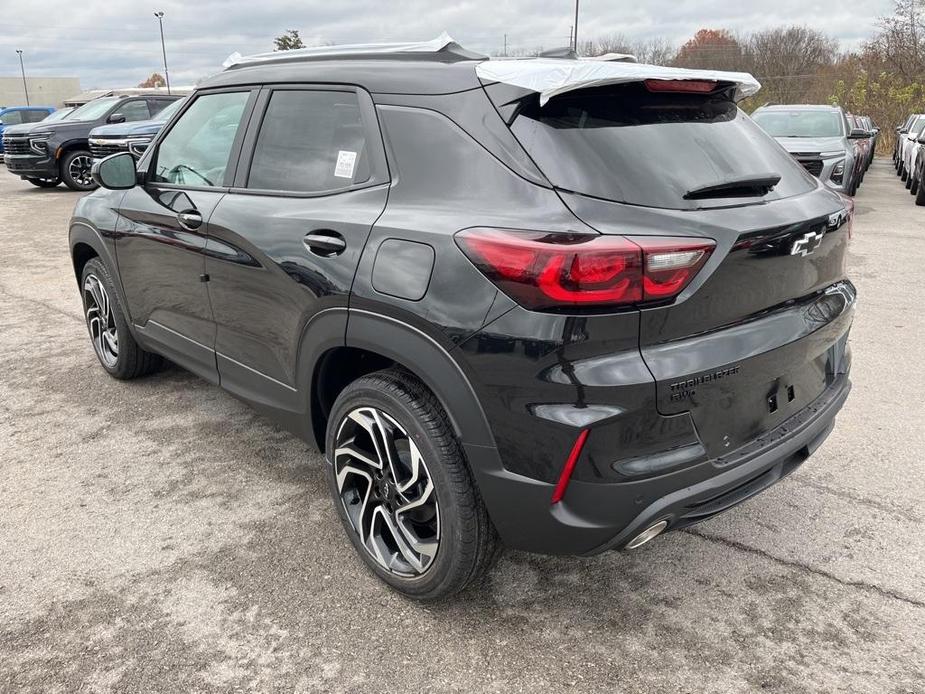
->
[303,231,346,256]
[177,210,202,230]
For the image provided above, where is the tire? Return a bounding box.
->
[901,165,908,182]
[906,174,913,190]
[80,258,162,379]
[26,177,60,188]
[916,179,925,206]
[325,368,499,601]
[60,149,98,191]
[910,176,918,195]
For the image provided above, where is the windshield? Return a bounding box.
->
[507,83,815,210]
[752,109,844,138]
[910,116,925,137]
[43,108,74,122]
[68,97,119,122]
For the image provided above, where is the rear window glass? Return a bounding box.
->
[751,109,845,138]
[509,84,815,210]
[247,90,370,193]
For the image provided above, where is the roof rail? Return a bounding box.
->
[223,32,486,70]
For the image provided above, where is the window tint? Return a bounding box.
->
[1,111,24,125]
[149,99,175,117]
[247,90,370,193]
[23,110,49,123]
[152,91,250,188]
[509,84,814,210]
[120,100,152,122]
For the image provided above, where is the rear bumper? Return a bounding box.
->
[471,372,850,556]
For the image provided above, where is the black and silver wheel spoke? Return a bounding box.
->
[334,406,440,577]
[83,274,118,368]
[69,155,93,186]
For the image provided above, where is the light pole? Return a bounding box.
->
[154,11,171,95]
[16,49,29,105]
[572,0,580,52]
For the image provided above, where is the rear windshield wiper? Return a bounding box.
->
[683,174,781,200]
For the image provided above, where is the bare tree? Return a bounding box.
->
[744,26,838,103]
[673,29,743,71]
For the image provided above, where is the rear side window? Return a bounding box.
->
[508,84,815,210]
[23,110,49,123]
[152,91,250,187]
[247,90,370,193]
[1,111,23,125]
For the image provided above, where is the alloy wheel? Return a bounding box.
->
[83,274,119,368]
[333,406,440,577]
[68,155,94,188]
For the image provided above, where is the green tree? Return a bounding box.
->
[274,29,305,51]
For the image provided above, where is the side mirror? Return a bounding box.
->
[107,112,126,124]
[848,128,866,139]
[92,152,137,190]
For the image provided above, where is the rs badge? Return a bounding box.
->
[790,230,825,257]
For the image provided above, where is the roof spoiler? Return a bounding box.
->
[223,32,486,70]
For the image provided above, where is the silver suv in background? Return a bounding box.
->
[752,104,863,196]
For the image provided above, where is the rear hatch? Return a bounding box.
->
[484,79,854,458]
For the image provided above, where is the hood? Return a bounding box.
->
[774,136,846,156]
[16,120,91,137]
[89,118,165,139]
[1,122,41,136]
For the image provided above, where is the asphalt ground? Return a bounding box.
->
[1,160,923,693]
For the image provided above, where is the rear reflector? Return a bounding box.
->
[456,228,715,310]
[551,429,589,504]
[644,79,718,94]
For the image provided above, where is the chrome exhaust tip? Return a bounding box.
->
[626,520,669,550]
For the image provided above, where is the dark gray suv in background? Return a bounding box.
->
[71,40,855,599]
[3,92,181,190]
[752,104,863,195]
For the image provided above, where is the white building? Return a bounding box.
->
[0,76,81,108]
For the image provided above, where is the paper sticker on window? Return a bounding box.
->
[334,150,358,179]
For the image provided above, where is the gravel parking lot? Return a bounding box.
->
[1,160,923,693]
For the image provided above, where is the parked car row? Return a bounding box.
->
[893,112,925,206]
[2,91,184,190]
[750,104,878,196]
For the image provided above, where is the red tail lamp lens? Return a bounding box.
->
[456,228,714,310]
[644,79,718,93]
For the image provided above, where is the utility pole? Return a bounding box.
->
[572,0,580,52]
[16,50,29,105]
[503,33,508,57]
[154,11,171,95]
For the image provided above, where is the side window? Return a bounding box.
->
[24,110,48,123]
[120,100,152,122]
[247,90,371,193]
[152,91,250,188]
[148,99,173,117]
[1,111,24,125]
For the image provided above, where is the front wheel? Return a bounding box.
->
[916,179,925,206]
[325,369,499,600]
[60,150,98,191]
[80,258,162,379]
[26,176,60,188]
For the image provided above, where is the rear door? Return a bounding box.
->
[204,85,389,408]
[116,88,256,381]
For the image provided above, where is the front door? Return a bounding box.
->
[116,89,256,382]
[203,86,390,408]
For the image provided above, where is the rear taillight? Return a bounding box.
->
[456,228,714,311]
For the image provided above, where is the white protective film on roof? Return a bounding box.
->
[223,32,464,69]
[475,59,761,105]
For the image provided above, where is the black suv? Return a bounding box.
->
[4,93,181,190]
[71,42,855,600]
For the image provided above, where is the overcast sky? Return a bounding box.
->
[1,0,894,89]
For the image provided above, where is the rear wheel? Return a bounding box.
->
[60,150,97,191]
[26,176,60,188]
[80,258,162,379]
[325,369,499,600]
[916,178,925,206]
